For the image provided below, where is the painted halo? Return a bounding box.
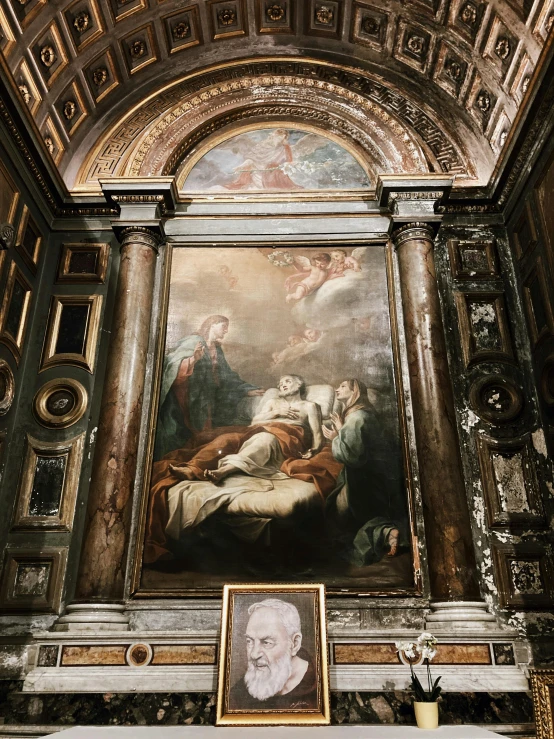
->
[469,374,524,424]
[0,359,15,416]
[33,378,87,428]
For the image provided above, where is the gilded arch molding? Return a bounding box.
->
[74,58,481,192]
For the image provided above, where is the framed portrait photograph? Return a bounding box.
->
[216,583,330,726]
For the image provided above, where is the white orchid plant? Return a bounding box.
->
[395,632,442,703]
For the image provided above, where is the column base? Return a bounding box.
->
[426,601,499,633]
[53,603,129,632]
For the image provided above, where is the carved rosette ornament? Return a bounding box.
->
[44,136,55,155]
[406,34,425,55]
[446,58,463,81]
[40,45,57,67]
[217,7,236,26]
[266,3,285,21]
[521,75,531,94]
[172,20,191,40]
[315,5,334,24]
[0,223,15,250]
[476,89,491,113]
[92,67,108,86]
[495,36,511,60]
[73,11,91,33]
[63,100,77,120]
[129,39,146,58]
[459,2,477,26]
[546,13,554,33]
[362,15,380,35]
[18,84,31,104]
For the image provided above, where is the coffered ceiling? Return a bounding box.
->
[0,0,552,191]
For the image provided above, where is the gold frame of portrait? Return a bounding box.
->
[130,240,422,598]
[531,669,554,739]
[216,583,330,726]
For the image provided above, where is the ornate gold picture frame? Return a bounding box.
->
[531,669,554,739]
[15,204,42,274]
[40,294,103,372]
[57,242,109,283]
[216,583,330,726]
[12,432,85,531]
[0,261,33,365]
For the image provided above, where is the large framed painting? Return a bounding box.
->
[133,243,419,596]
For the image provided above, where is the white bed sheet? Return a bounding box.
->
[166,473,321,543]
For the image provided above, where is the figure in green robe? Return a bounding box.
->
[324,378,409,566]
[154,315,263,460]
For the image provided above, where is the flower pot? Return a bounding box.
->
[414,701,439,729]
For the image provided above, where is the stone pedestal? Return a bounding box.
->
[56,226,160,631]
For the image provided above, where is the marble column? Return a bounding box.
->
[58,226,160,629]
[392,223,482,605]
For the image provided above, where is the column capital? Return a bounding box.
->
[101,176,176,230]
[376,175,453,225]
[118,225,162,253]
[391,221,436,248]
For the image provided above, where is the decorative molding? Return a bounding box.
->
[80,60,469,184]
[530,670,554,739]
[391,222,436,248]
[12,432,85,530]
[119,226,161,252]
[448,239,499,280]
[33,377,88,428]
[492,543,554,609]
[15,204,42,274]
[468,374,523,424]
[57,242,109,283]
[40,294,103,373]
[0,547,67,613]
[454,291,514,367]
[476,432,546,530]
[0,358,15,415]
[0,260,33,366]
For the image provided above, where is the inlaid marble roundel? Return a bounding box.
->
[179,126,371,193]
[33,378,87,428]
[469,374,524,424]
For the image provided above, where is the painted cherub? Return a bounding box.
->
[327,249,362,280]
[284,253,332,303]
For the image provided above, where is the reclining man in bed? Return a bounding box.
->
[144,375,342,564]
[169,374,323,484]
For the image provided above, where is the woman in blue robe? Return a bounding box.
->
[324,378,408,566]
[154,315,262,460]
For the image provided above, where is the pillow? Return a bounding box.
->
[305,384,335,418]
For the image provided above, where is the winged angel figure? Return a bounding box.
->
[282,248,365,303]
[216,129,335,191]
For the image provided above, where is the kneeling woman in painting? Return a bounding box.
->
[323,378,408,566]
